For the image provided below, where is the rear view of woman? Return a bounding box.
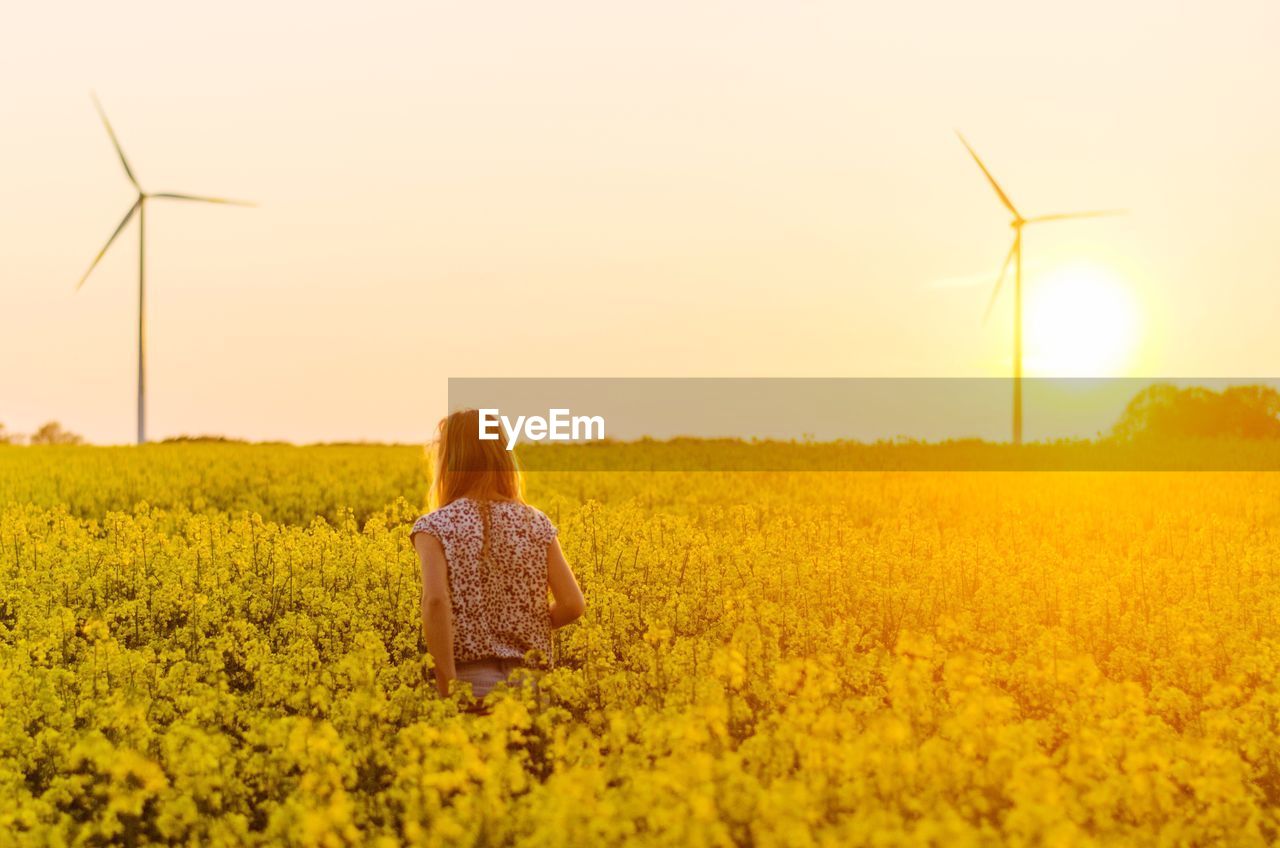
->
[411,409,586,703]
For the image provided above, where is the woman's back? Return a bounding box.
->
[411,497,558,665]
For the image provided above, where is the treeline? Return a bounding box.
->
[1110,384,1280,441]
[0,421,83,446]
[8,384,1280,448]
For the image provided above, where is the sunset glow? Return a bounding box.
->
[1,1,1277,444]
[1024,263,1141,377]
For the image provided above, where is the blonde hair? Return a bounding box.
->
[429,409,525,510]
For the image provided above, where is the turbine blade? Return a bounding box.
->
[955,131,1021,219]
[1025,209,1127,224]
[76,200,141,290]
[983,240,1018,324]
[151,192,256,207]
[91,93,141,190]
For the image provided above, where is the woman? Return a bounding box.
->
[411,409,586,703]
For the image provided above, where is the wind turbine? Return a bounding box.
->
[955,131,1121,445]
[76,94,253,445]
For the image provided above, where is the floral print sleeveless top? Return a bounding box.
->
[410,498,558,664]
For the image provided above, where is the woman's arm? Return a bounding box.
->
[414,532,456,696]
[547,538,586,628]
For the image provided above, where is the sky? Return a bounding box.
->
[2,1,1278,444]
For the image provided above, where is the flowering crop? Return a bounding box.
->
[2,445,1279,845]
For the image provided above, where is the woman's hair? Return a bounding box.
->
[429,408,524,510]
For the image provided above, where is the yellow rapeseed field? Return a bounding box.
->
[2,444,1279,845]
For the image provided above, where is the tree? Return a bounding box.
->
[29,422,84,446]
[1111,384,1280,441]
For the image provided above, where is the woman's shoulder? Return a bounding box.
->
[410,499,555,542]
[410,499,475,538]
[514,502,558,543]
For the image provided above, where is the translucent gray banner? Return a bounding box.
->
[447,378,1280,471]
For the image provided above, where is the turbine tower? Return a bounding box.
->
[956,131,1121,445]
[77,94,253,445]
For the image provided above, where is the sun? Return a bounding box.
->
[1023,263,1141,377]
